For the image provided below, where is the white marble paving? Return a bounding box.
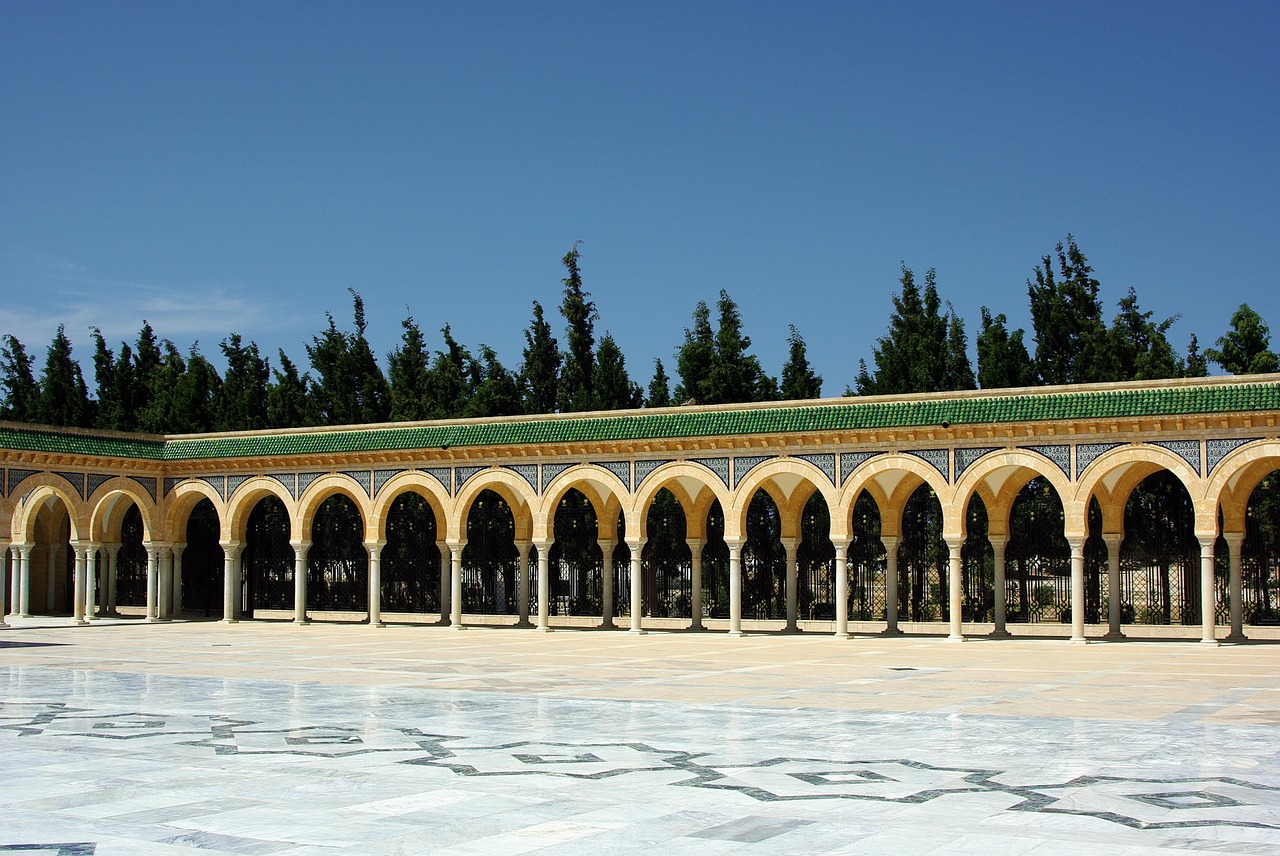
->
[3,645,1280,854]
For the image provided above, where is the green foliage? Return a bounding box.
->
[1184,333,1208,378]
[976,308,1036,389]
[646,358,671,408]
[1028,236,1112,385]
[780,325,822,400]
[594,332,643,410]
[1,334,39,422]
[307,290,391,426]
[855,266,974,395]
[558,243,597,412]
[519,300,560,415]
[388,313,434,421]
[1205,304,1280,375]
[268,350,316,428]
[675,291,778,405]
[36,325,92,427]
[426,324,474,419]
[674,300,715,404]
[217,333,269,431]
[468,345,522,417]
[1108,287,1182,381]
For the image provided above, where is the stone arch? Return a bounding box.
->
[370,471,452,543]
[452,469,537,544]
[88,477,159,543]
[1074,444,1206,539]
[730,457,838,543]
[163,481,228,544]
[539,464,631,540]
[954,449,1075,540]
[838,453,951,541]
[296,475,373,542]
[226,477,299,544]
[1204,440,1280,536]
[12,476,87,543]
[629,462,732,544]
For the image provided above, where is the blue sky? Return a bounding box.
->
[2,1,1277,396]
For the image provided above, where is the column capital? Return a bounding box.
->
[445,539,468,551]
[531,538,552,550]
[987,533,1009,551]
[624,538,646,551]
[289,539,312,550]
[75,540,102,552]
[1065,537,1086,552]
[832,543,848,560]
[1221,531,1245,549]
[363,539,387,550]
[778,536,799,551]
[685,537,707,549]
[880,535,901,550]
[1101,532,1124,548]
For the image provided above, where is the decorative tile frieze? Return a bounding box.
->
[86,473,113,498]
[225,474,251,499]
[839,452,878,485]
[423,467,452,494]
[55,471,87,499]
[504,464,538,493]
[1023,445,1070,477]
[372,469,404,497]
[199,476,227,500]
[455,466,486,492]
[1207,438,1258,475]
[163,476,184,497]
[691,457,730,487]
[907,449,950,481]
[634,459,672,487]
[136,476,158,503]
[1075,443,1122,479]
[597,460,632,490]
[1153,440,1202,476]
[731,456,771,488]
[268,473,297,498]
[296,472,324,497]
[797,453,837,485]
[340,470,372,497]
[540,463,571,492]
[954,448,998,479]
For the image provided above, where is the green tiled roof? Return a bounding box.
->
[2,381,1279,462]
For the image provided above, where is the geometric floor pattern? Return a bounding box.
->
[4,623,1280,854]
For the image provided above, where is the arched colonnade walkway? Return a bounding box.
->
[5,438,1280,644]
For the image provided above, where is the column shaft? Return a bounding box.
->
[629,542,644,634]
[1103,534,1124,639]
[834,544,849,639]
[437,543,450,623]
[171,546,184,618]
[86,547,99,620]
[157,548,172,620]
[107,547,119,613]
[728,542,743,637]
[222,545,240,623]
[293,543,309,624]
[947,540,963,641]
[516,542,531,627]
[783,538,799,632]
[145,547,159,621]
[72,546,87,624]
[689,540,705,630]
[536,544,551,631]
[990,538,1008,638]
[599,540,616,628]
[368,542,384,627]
[0,546,9,625]
[1199,539,1218,645]
[1224,534,1245,641]
[450,544,464,630]
[1068,538,1087,643]
[883,537,899,635]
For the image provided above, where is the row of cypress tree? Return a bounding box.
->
[1,237,1276,433]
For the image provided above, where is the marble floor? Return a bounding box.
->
[2,618,1280,854]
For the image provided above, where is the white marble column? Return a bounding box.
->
[0,546,9,627]
[782,537,799,633]
[882,536,899,635]
[157,546,172,621]
[293,541,310,624]
[85,545,100,620]
[1103,534,1124,640]
[9,544,25,618]
[727,540,744,637]
[106,545,120,614]
[366,540,385,627]
[989,536,1009,638]
[449,542,465,630]
[170,543,185,618]
[1199,538,1219,646]
[1068,538,1087,643]
[599,539,616,629]
[72,544,87,625]
[515,541,531,627]
[1223,533,1246,642]
[145,545,161,622]
[221,543,241,623]
[834,543,849,639]
[437,542,450,625]
[689,539,705,631]
[946,539,964,642]
[534,541,551,632]
[628,539,645,634]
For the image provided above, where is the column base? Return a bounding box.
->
[946,634,965,643]
[74,619,89,626]
[1224,633,1248,643]
[628,628,647,636]
[1103,630,1125,641]
[146,616,165,623]
[727,630,746,638]
[882,627,901,637]
[689,622,704,632]
[1068,636,1089,645]
[1199,638,1221,647]
[294,618,310,626]
[370,621,386,629]
[781,626,801,635]
[536,625,553,633]
[514,619,533,628]
[0,621,8,628]
[832,631,850,640]
[224,618,238,624]
[449,623,467,631]
[988,629,1011,639]
[599,620,617,630]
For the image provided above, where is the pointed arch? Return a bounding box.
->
[838,453,952,541]
[539,464,631,539]
[226,476,299,544]
[730,457,836,543]
[1074,444,1207,539]
[164,480,228,544]
[88,477,159,543]
[12,476,86,543]
[370,471,452,543]
[953,449,1075,540]
[629,462,731,544]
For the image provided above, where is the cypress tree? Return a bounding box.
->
[426,324,474,418]
[1108,287,1181,381]
[674,300,715,404]
[36,325,91,427]
[345,289,390,423]
[780,325,822,400]
[217,333,270,431]
[0,334,39,422]
[646,358,671,408]
[1184,333,1208,378]
[558,243,597,412]
[388,312,434,421]
[855,266,956,395]
[1205,304,1280,375]
[595,332,642,410]
[306,311,349,426]
[268,350,316,428]
[173,344,221,433]
[468,346,522,417]
[519,301,561,415]
[1028,236,1113,385]
[976,308,1036,389]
